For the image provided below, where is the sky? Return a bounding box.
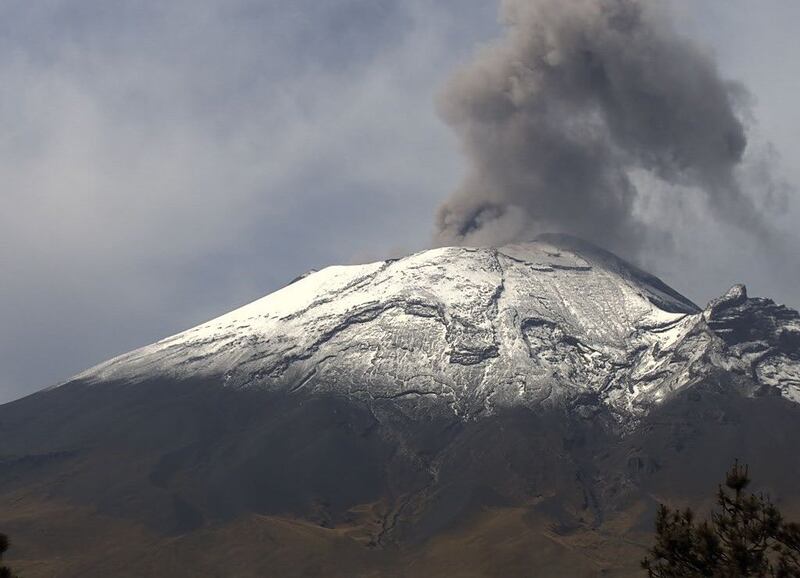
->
[1,0,799,404]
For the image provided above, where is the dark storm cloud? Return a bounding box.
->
[436,0,763,252]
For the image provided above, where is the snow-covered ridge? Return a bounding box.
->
[70,235,800,417]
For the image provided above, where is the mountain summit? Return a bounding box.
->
[73,234,799,417]
[2,236,800,577]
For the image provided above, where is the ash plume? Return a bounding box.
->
[436,0,763,253]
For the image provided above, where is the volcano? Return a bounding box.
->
[2,235,799,577]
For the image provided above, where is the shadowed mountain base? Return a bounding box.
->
[1,377,799,577]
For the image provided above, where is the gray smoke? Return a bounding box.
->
[436,0,763,252]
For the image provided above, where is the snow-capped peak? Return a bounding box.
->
[69,235,800,418]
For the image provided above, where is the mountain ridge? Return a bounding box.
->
[63,234,799,419]
[2,235,800,577]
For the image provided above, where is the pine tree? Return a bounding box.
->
[642,461,800,577]
[0,533,17,578]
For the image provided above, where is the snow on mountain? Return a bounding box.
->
[70,234,800,418]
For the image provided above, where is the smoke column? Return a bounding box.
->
[436,0,763,253]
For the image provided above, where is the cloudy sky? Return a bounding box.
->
[1,0,799,403]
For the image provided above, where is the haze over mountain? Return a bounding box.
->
[2,1,800,576]
[1,235,798,577]
[2,0,800,404]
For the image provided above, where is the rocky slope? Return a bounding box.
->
[1,234,799,578]
[71,234,800,418]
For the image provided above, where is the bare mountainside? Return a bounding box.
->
[1,234,799,577]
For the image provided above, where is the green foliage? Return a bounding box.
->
[642,461,800,577]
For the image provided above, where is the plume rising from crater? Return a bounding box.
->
[436,0,762,253]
